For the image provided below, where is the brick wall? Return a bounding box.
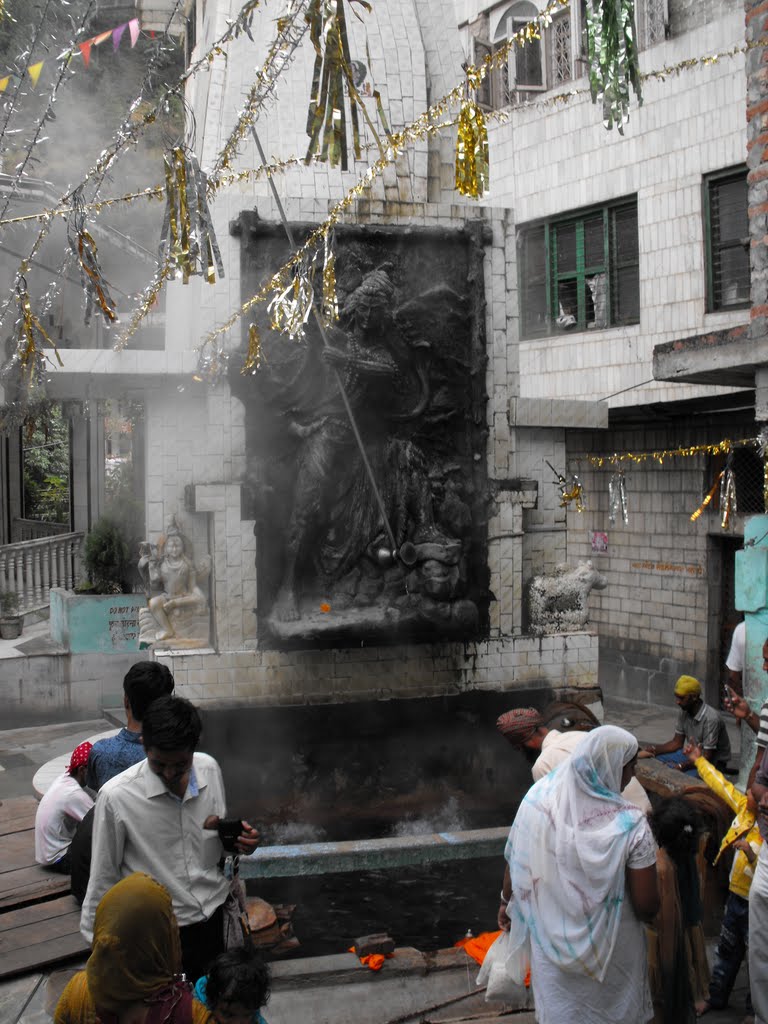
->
[566,414,755,705]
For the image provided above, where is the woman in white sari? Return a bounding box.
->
[499,724,659,1024]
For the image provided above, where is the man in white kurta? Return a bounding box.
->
[80,695,258,981]
[497,707,651,812]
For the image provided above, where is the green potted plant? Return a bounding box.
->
[80,515,132,595]
[50,515,145,654]
[0,590,22,640]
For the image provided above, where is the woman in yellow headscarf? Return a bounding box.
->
[55,872,206,1024]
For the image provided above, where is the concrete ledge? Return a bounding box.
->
[240,828,508,878]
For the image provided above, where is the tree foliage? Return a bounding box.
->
[22,403,70,523]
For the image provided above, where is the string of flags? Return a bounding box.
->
[0,18,141,93]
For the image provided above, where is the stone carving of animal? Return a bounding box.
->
[527,561,608,635]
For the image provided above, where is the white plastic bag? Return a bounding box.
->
[476,929,531,1004]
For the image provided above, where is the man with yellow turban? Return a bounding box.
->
[640,675,730,776]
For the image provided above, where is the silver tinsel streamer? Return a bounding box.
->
[608,469,628,525]
[720,453,737,529]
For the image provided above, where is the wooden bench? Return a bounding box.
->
[0,796,88,979]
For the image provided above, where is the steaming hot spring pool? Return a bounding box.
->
[199,691,539,956]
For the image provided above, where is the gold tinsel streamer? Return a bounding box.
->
[455,65,489,199]
[16,282,62,372]
[67,190,118,326]
[159,147,224,286]
[690,472,723,522]
[77,230,118,324]
[242,323,262,373]
[321,232,338,325]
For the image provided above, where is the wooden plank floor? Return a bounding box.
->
[0,797,89,979]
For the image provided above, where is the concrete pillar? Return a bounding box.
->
[757,366,768,423]
[746,0,768,348]
[487,485,537,636]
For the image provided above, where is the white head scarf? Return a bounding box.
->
[504,724,646,981]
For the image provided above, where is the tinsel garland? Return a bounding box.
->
[159,146,224,285]
[455,65,489,200]
[583,0,642,133]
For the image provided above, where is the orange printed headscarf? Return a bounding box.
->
[87,873,183,1014]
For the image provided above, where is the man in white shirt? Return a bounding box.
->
[80,695,259,981]
[496,706,651,812]
[34,741,94,871]
[725,620,745,694]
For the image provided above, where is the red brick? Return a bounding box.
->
[748,98,768,121]
[752,305,768,318]
[748,201,768,216]
[746,0,768,20]
[749,166,768,183]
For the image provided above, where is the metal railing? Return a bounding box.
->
[12,518,71,541]
[0,532,84,613]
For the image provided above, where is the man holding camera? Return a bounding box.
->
[80,695,258,980]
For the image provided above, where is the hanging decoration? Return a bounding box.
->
[159,146,224,285]
[720,453,737,530]
[0,18,141,89]
[305,0,383,169]
[455,63,489,200]
[242,323,262,373]
[321,231,339,326]
[608,467,628,525]
[67,190,118,326]
[583,0,642,133]
[546,461,586,513]
[689,472,722,522]
[562,473,586,513]
[0,278,64,430]
[268,261,315,339]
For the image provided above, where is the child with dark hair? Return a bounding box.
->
[647,796,710,1024]
[194,947,271,1024]
[88,661,175,791]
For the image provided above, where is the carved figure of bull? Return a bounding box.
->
[527,561,608,635]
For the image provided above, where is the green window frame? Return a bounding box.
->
[519,197,639,339]
[704,168,749,313]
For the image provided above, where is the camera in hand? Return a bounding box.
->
[217,817,243,853]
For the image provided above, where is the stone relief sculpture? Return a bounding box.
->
[232,222,490,646]
[527,561,608,635]
[137,516,210,649]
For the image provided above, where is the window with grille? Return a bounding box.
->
[637,0,668,48]
[518,198,640,338]
[550,12,572,84]
[705,168,749,313]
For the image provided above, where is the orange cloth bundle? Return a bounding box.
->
[454,931,502,965]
